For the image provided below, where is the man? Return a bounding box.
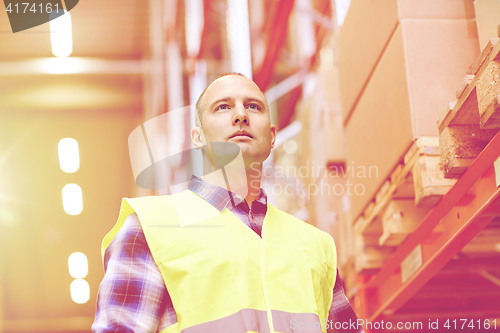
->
[92,73,364,333]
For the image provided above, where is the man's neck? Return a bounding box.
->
[243,162,263,207]
[202,160,263,208]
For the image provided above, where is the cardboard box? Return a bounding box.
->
[345,19,479,221]
[474,0,500,49]
[339,0,476,123]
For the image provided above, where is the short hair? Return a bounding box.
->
[194,72,269,127]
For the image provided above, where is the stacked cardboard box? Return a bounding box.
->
[339,0,480,222]
[474,0,500,49]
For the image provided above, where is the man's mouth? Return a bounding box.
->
[230,130,253,139]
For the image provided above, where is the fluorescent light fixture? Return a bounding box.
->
[49,10,73,57]
[42,57,86,75]
[295,0,316,60]
[62,184,83,215]
[226,0,252,78]
[336,0,352,27]
[70,279,90,304]
[185,0,204,57]
[68,252,88,279]
[58,138,80,173]
[0,57,145,75]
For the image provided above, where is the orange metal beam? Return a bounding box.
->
[310,0,331,68]
[356,131,500,322]
[254,0,295,91]
[277,85,302,130]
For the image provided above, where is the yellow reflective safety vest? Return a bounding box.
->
[102,189,337,333]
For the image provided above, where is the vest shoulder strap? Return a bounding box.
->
[101,190,220,259]
[267,204,337,272]
[101,194,173,259]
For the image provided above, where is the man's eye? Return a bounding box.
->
[216,105,229,111]
[247,104,260,110]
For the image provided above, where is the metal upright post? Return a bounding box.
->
[226,0,253,78]
[184,0,206,179]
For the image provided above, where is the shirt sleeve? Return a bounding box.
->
[327,270,365,333]
[92,213,178,333]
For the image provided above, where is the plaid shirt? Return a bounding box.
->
[92,176,363,333]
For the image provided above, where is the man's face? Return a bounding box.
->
[192,75,276,165]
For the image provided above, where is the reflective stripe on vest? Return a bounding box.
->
[102,190,337,333]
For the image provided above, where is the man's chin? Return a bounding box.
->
[241,150,271,166]
[231,141,252,152]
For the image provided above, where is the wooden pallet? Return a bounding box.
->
[353,138,456,273]
[438,38,500,178]
[379,200,430,247]
[354,234,395,274]
[354,138,455,234]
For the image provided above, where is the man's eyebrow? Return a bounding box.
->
[209,97,233,109]
[209,96,265,109]
[245,97,265,105]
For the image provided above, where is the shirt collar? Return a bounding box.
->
[187,175,267,212]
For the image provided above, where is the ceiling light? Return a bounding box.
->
[62,184,83,215]
[70,279,90,304]
[49,10,73,57]
[58,138,80,173]
[68,252,88,279]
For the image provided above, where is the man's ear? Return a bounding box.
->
[270,124,277,148]
[191,126,204,148]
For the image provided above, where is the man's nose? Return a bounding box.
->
[232,104,249,125]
